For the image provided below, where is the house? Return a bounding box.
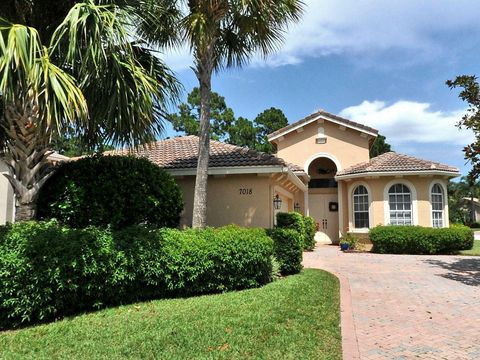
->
[0,110,460,243]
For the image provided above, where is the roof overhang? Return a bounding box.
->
[268,113,378,143]
[166,165,308,192]
[335,170,461,181]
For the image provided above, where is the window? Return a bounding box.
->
[353,185,369,228]
[388,184,412,225]
[431,183,444,228]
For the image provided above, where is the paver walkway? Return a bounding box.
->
[303,246,480,360]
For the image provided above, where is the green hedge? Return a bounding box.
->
[276,212,315,251]
[0,222,273,329]
[370,225,474,254]
[303,216,317,251]
[268,228,303,275]
[37,155,183,229]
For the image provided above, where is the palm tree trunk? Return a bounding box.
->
[2,97,54,222]
[192,51,213,228]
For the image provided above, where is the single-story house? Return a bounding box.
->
[0,110,460,243]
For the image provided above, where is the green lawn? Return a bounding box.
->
[459,240,480,256]
[0,269,341,360]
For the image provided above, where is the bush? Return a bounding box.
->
[37,155,183,229]
[303,216,316,251]
[276,212,315,250]
[370,225,474,254]
[0,221,273,329]
[268,228,303,275]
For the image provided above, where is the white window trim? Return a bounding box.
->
[303,153,342,173]
[429,180,449,228]
[383,179,418,226]
[348,181,372,232]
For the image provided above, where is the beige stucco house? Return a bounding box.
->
[0,110,460,243]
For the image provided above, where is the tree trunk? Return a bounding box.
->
[192,51,214,228]
[15,202,37,222]
[2,96,54,222]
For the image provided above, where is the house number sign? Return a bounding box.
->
[239,188,253,195]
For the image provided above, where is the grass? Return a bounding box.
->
[0,269,341,360]
[459,240,480,256]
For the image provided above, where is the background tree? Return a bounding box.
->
[0,2,179,220]
[228,117,257,149]
[447,75,480,180]
[140,0,305,228]
[253,107,288,153]
[370,134,392,158]
[50,129,115,157]
[168,87,235,141]
[448,176,480,225]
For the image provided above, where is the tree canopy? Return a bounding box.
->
[169,88,288,154]
[447,75,480,179]
[370,134,392,158]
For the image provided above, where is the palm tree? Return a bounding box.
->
[140,0,305,227]
[0,1,179,221]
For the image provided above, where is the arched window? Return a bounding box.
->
[431,183,444,228]
[388,184,412,225]
[353,185,369,228]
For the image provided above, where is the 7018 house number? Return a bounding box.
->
[239,188,253,195]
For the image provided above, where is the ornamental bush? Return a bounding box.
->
[370,225,474,254]
[37,155,183,229]
[303,216,317,251]
[268,228,303,275]
[0,221,273,329]
[276,212,316,250]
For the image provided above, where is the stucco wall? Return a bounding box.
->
[342,175,450,232]
[175,174,300,228]
[0,161,15,224]
[274,120,372,171]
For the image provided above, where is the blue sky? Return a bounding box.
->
[162,0,480,175]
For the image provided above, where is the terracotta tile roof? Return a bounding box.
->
[336,152,459,177]
[267,109,379,140]
[107,135,303,171]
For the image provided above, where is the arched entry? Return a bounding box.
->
[307,156,339,244]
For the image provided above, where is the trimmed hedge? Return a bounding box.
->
[37,155,183,229]
[0,222,273,329]
[370,225,474,254]
[268,228,303,275]
[303,216,317,251]
[276,212,315,251]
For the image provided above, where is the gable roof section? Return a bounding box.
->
[336,152,460,179]
[108,135,304,172]
[267,110,379,142]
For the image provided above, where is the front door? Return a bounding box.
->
[309,194,339,243]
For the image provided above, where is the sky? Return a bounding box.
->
[162,0,480,176]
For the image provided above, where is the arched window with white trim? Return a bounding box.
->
[388,184,412,225]
[431,183,444,228]
[353,185,369,228]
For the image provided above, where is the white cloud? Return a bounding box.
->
[339,100,473,146]
[164,0,480,70]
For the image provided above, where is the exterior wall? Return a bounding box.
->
[342,175,450,233]
[274,120,372,171]
[0,161,15,224]
[175,173,303,228]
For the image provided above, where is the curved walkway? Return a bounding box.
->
[304,246,480,360]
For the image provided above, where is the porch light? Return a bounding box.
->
[273,194,282,210]
[294,202,301,212]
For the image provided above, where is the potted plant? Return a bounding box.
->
[339,239,350,251]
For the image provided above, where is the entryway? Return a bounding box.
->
[309,193,339,244]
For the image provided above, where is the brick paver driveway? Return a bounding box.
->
[304,246,480,360]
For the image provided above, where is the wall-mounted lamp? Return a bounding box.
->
[294,202,301,212]
[273,194,282,210]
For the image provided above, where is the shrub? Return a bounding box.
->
[340,233,359,250]
[276,212,313,250]
[268,228,303,275]
[303,216,317,251]
[0,221,273,329]
[37,155,183,229]
[370,225,474,254]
